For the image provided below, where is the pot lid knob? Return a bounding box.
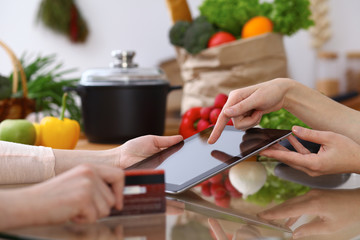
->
[110,50,138,68]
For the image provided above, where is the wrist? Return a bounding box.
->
[105,147,122,168]
[282,78,302,112]
[0,188,40,229]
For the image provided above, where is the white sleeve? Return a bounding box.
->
[0,141,55,184]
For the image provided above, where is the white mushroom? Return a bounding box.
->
[229,161,267,199]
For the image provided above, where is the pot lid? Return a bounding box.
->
[80,50,167,86]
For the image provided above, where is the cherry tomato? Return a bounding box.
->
[208,31,236,48]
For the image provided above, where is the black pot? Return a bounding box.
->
[66,50,181,143]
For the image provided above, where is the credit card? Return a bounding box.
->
[110,169,166,216]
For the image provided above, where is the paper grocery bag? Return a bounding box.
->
[176,33,288,114]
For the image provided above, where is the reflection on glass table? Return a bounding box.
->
[0,213,166,240]
[2,161,360,240]
[258,188,360,239]
[168,186,360,240]
[175,160,360,240]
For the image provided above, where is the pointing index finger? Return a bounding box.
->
[208,89,255,144]
[208,109,229,144]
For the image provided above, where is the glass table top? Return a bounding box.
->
[1,161,360,240]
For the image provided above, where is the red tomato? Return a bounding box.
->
[214,194,231,208]
[197,119,211,131]
[214,93,228,108]
[210,183,227,199]
[210,108,222,124]
[201,182,212,197]
[208,31,236,48]
[200,106,213,120]
[208,173,223,184]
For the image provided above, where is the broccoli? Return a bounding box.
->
[169,21,191,47]
[183,16,217,54]
[266,0,314,36]
[199,0,261,36]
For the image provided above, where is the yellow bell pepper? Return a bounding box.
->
[33,122,42,146]
[40,93,80,149]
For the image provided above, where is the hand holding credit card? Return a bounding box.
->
[110,169,166,216]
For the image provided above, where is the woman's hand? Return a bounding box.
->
[208,78,292,144]
[116,135,183,169]
[261,126,360,176]
[0,164,125,229]
[208,218,262,240]
[53,135,183,174]
[258,189,360,239]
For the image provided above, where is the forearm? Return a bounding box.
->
[284,79,360,143]
[0,142,55,184]
[53,148,121,175]
[0,188,38,230]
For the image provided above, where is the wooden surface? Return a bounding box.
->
[339,95,360,111]
[75,115,181,150]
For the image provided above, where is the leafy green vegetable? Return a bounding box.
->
[250,112,312,206]
[169,21,191,47]
[198,0,314,37]
[199,0,261,36]
[11,53,81,123]
[265,0,314,36]
[260,108,309,130]
[246,174,310,206]
[246,161,310,206]
[183,16,217,54]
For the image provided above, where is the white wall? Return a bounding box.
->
[284,0,360,91]
[1,0,360,90]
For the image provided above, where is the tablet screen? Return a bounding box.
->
[126,126,291,194]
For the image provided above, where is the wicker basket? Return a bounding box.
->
[0,41,35,121]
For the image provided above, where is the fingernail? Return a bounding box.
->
[224,108,234,115]
[292,126,302,134]
[293,231,303,239]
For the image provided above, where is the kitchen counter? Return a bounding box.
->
[2,115,360,240]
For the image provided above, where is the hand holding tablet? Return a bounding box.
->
[127,126,291,194]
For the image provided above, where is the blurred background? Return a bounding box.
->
[1,0,360,88]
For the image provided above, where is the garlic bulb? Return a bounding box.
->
[229,162,267,198]
[309,0,332,49]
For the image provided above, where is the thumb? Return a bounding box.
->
[154,135,183,149]
[292,126,330,145]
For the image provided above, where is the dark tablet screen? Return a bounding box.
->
[126,126,291,194]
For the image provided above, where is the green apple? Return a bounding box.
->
[0,119,36,145]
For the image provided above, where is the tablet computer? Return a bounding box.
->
[126,126,291,194]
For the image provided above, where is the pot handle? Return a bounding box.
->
[169,85,182,92]
[63,86,85,96]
